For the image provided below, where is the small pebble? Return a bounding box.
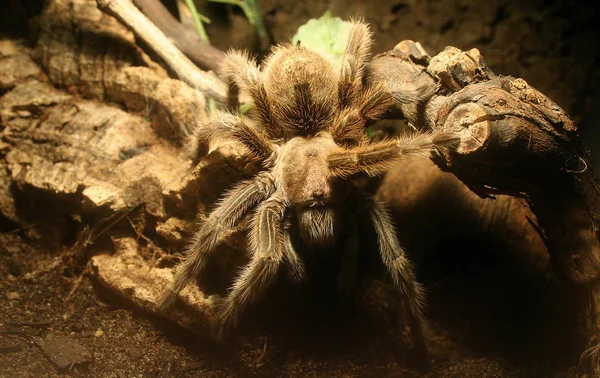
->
[7,274,16,281]
[6,292,20,300]
[94,329,104,337]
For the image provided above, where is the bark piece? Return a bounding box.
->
[0,40,20,57]
[428,46,493,91]
[91,237,217,332]
[1,79,197,227]
[32,0,167,101]
[368,51,436,129]
[156,217,189,245]
[0,45,42,91]
[0,161,17,224]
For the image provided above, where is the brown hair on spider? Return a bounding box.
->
[158,19,457,352]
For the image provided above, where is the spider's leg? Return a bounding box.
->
[367,197,429,352]
[338,19,372,109]
[345,18,372,70]
[338,212,359,294]
[221,50,282,138]
[328,131,459,178]
[214,196,287,337]
[158,173,275,311]
[188,110,276,163]
[330,83,395,144]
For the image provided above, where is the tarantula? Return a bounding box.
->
[159,20,456,351]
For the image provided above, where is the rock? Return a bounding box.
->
[34,333,91,370]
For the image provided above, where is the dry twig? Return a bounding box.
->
[133,0,226,71]
[97,0,227,102]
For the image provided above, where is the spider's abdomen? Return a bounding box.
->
[262,46,338,134]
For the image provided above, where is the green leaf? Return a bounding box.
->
[291,11,351,61]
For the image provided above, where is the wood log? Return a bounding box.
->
[369,40,600,375]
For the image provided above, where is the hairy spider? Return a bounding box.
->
[159,19,456,351]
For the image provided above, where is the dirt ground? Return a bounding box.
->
[0,0,598,377]
[0,224,586,377]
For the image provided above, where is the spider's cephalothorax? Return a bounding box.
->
[159,19,456,351]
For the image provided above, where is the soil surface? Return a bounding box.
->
[0,227,585,377]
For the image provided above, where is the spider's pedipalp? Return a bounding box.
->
[328,132,460,178]
[221,49,282,138]
[366,197,428,351]
[214,197,288,334]
[187,111,276,163]
[283,226,305,282]
[158,174,275,312]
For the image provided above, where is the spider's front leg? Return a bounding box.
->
[214,196,291,337]
[364,196,429,352]
[188,110,276,163]
[158,173,275,311]
[328,131,459,178]
[328,136,444,351]
[220,50,282,138]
